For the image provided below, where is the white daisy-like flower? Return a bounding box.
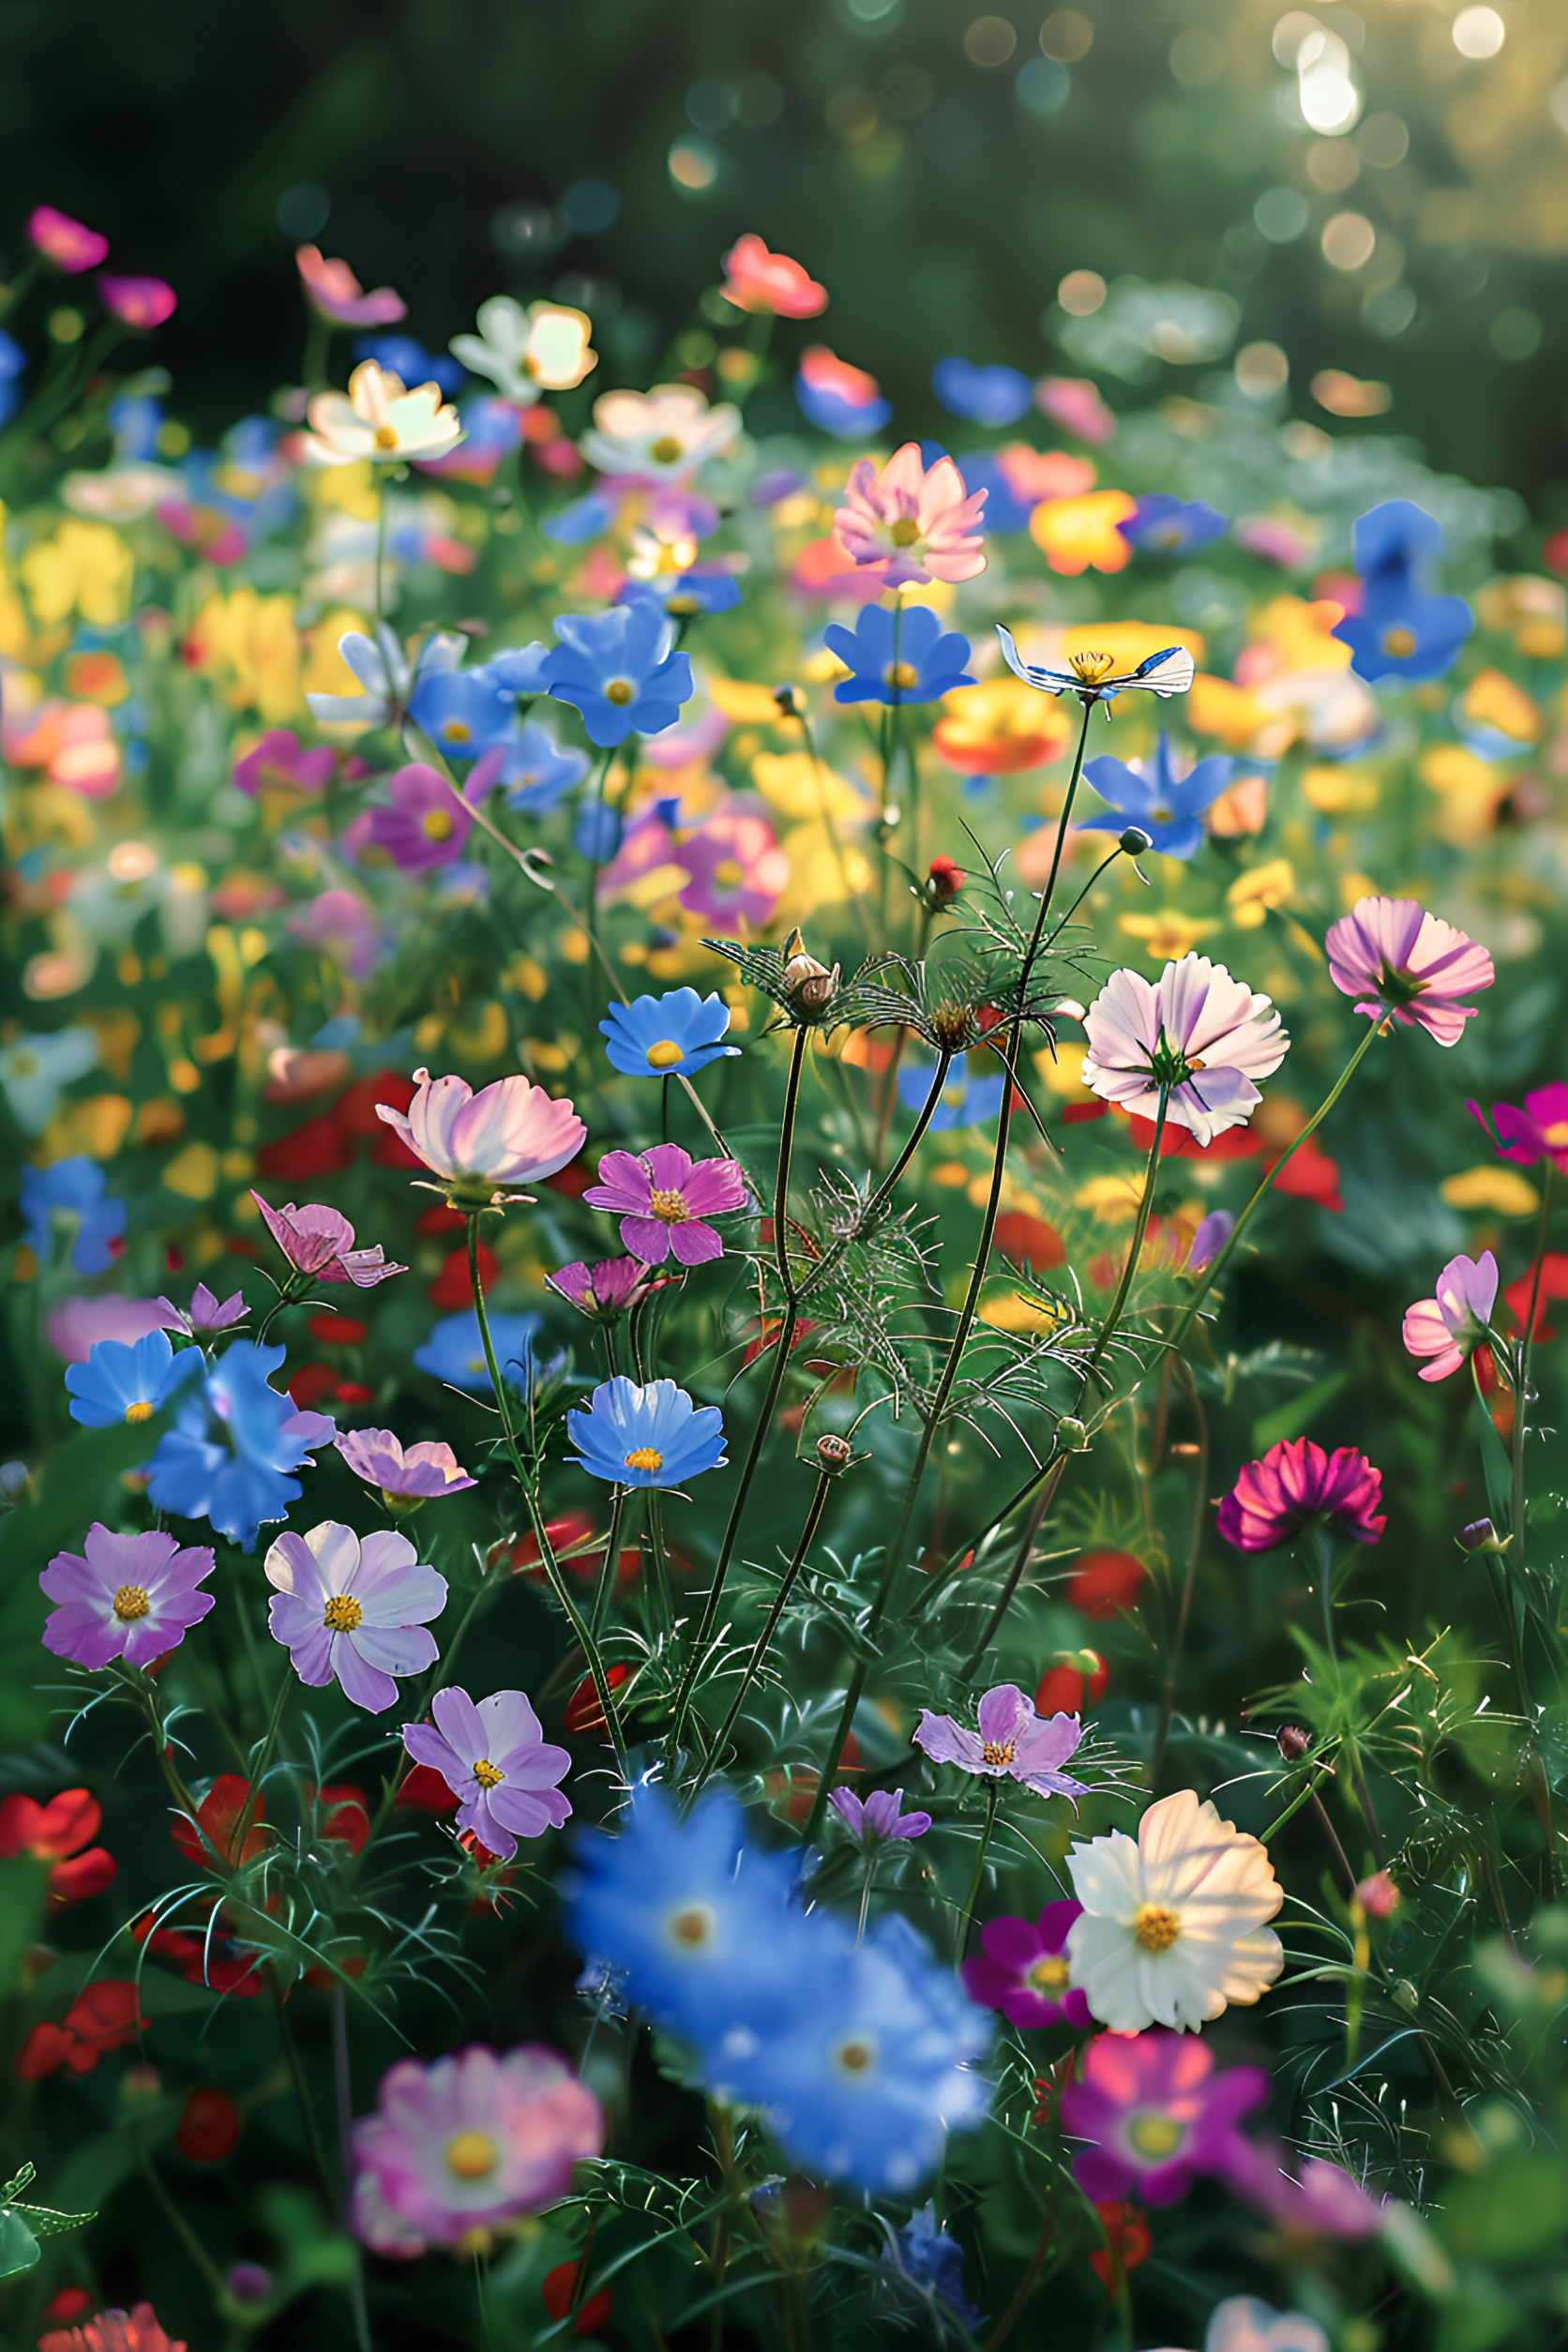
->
[1064,1787,1284,2033]
[580,384,740,482]
[449,296,596,403]
[302,359,463,468]
[1081,952,1289,1147]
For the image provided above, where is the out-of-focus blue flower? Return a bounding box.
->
[1080,732,1232,857]
[931,356,1032,427]
[1333,500,1473,684]
[147,1340,334,1552]
[413,1310,539,1395]
[106,389,158,460]
[956,453,1033,534]
[0,330,25,429]
[574,799,623,862]
[794,349,892,439]
[1123,493,1228,556]
[752,469,805,507]
[21,1157,126,1276]
[565,1376,728,1490]
[620,572,742,618]
[544,604,694,746]
[897,1053,1005,1131]
[494,719,590,812]
[541,491,618,546]
[409,665,517,760]
[64,1329,197,1429]
[824,605,974,707]
[601,989,740,1079]
[482,642,553,696]
[884,2205,986,2333]
[353,332,466,398]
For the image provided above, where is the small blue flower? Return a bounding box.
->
[541,491,618,546]
[408,666,517,760]
[413,1310,539,1395]
[21,1157,126,1276]
[567,1376,727,1490]
[353,332,466,398]
[897,1054,1005,1131]
[885,2205,986,2333]
[1333,500,1474,684]
[620,572,743,618]
[931,356,1033,427]
[0,330,25,430]
[1080,732,1233,858]
[64,1330,197,1429]
[544,604,695,746]
[795,374,892,439]
[480,642,553,696]
[957,453,1033,534]
[146,1340,334,1553]
[498,719,590,813]
[824,605,975,707]
[1123,493,1228,556]
[106,389,158,460]
[601,989,740,1080]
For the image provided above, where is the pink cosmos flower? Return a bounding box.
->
[286,887,379,977]
[98,276,176,330]
[1324,896,1494,1048]
[402,1686,572,1859]
[1402,1250,1497,1381]
[581,1143,749,1266]
[294,243,407,328]
[38,2304,185,2352]
[1082,955,1289,1147]
[676,808,791,927]
[1061,2028,1267,2207]
[1034,374,1117,445]
[156,1285,249,1338]
[336,1428,476,1504]
[264,1521,447,1714]
[251,1195,409,1288]
[833,442,988,589]
[720,234,828,319]
[375,1069,586,1202]
[546,1257,663,1322]
[350,2043,604,2257]
[913,1683,1089,1804]
[45,1295,169,1364]
[28,205,109,272]
[40,1525,216,1670]
[233,730,336,798]
[1355,1870,1400,1920]
[1470,1081,1568,1176]
[961,1900,1093,2029]
[1225,2136,1381,2239]
[363,763,484,871]
[1216,1437,1386,1553]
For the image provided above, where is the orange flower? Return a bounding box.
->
[1089,2201,1152,2286]
[720,234,827,318]
[1030,490,1138,576]
[932,677,1072,774]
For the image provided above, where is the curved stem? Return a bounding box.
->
[690,1467,833,1800]
[796,1048,954,1309]
[1085,1087,1168,1368]
[960,1455,1067,1681]
[591,1485,627,1640]
[957,1779,1000,1965]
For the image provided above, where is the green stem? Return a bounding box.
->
[591,1485,627,1640]
[1149,1368,1208,1790]
[1316,1523,1338,1665]
[959,1455,1067,1681]
[269,1974,338,2209]
[796,1049,954,1308]
[232,1667,292,1861]
[332,1987,374,2352]
[691,1467,834,1799]
[645,1489,674,1641]
[582,740,618,1019]
[794,705,871,942]
[303,313,332,392]
[957,1779,1000,1965]
[0,256,41,324]
[134,2137,231,2299]
[1085,1087,1168,1369]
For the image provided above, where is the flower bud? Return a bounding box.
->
[773,683,804,718]
[1276,1724,1311,1761]
[1355,1869,1400,1920]
[782,929,839,1015]
[816,1433,853,1474]
[1119,826,1154,856]
[1458,1516,1508,1554]
[226,2264,273,2307]
[925,852,966,907]
[1056,1416,1090,1451]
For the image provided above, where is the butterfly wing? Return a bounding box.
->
[995,623,1070,697]
[1119,645,1196,699]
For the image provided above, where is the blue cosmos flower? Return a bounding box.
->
[620,572,743,619]
[1080,732,1233,857]
[64,1330,198,1429]
[897,1054,1005,1131]
[566,1377,727,1491]
[885,2205,986,2333]
[541,491,618,546]
[352,332,466,398]
[480,642,553,696]
[497,719,590,812]
[146,1340,335,1553]
[931,356,1033,427]
[543,605,695,746]
[413,1310,539,1395]
[21,1157,126,1276]
[823,605,975,707]
[1333,500,1474,684]
[794,373,892,439]
[1123,493,1228,556]
[956,453,1033,534]
[408,666,517,760]
[601,989,740,1079]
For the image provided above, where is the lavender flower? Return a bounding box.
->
[402,1686,571,1860]
[265,1522,448,1713]
[828,1787,932,1847]
[40,1524,216,1669]
[913,1683,1088,1804]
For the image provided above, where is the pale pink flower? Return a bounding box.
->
[375,1069,585,1205]
[1324,896,1495,1047]
[286,887,379,977]
[913,1683,1089,1804]
[1034,375,1116,445]
[45,1295,168,1363]
[28,205,109,272]
[833,442,988,589]
[265,1520,447,1713]
[719,234,827,319]
[294,244,406,327]
[1401,1250,1497,1381]
[337,1428,477,1506]
[676,808,791,927]
[251,1196,408,1287]
[1082,954,1289,1146]
[1225,2136,1382,2239]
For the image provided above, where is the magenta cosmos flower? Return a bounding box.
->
[1402,1250,1497,1382]
[264,1521,447,1713]
[40,1525,216,1670]
[99,276,176,330]
[677,808,791,927]
[234,729,336,799]
[287,886,379,977]
[402,1686,571,1860]
[833,442,988,589]
[582,1143,748,1267]
[363,763,484,871]
[1216,1437,1385,1553]
[376,1068,585,1206]
[1471,1081,1568,1177]
[913,1683,1089,1804]
[962,1900,1093,2028]
[251,1195,408,1287]
[1225,2136,1381,2240]
[1324,896,1494,1047]
[295,242,406,328]
[1082,954,1289,1146]
[351,2043,604,2257]
[28,204,109,272]
[336,1428,476,1509]
[1061,2028,1267,2206]
[546,1257,663,1323]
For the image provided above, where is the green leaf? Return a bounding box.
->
[0,2207,39,2280]
[1443,2150,1568,2266]
[10,2201,96,2240]
[1472,1388,1515,1532]
[1250,1368,1350,1454]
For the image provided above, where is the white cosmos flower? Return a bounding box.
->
[580,384,740,482]
[1081,952,1288,1147]
[0,1027,98,1134]
[1065,1787,1284,2033]
[302,359,463,468]
[449,296,596,403]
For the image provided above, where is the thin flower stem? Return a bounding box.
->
[1149,1367,1209,1790]
[1085,1087,1168,1370]
[960,1456,1067,1681]
[793,704,871,942]
[134,2136,231,2299]
[582,740,619,1016]
[232,1666,292,1861]
[645,1489,674,1641]
[957,1779,1000,1966]
[332,1986,374,2352]
[983,2202,1054,2352]
[796,1049,955,1309]
[592,1485,627,1640]
[1316,1524,1339,1666]
[268,1973,339,2210]
[373,473,390,627]
[691,1467,834,1800]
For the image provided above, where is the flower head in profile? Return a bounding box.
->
[28,204,110,272]
[306,620,456,729]
[40,1525,216,1671]
[294,244,406,327]
[22,1155,126,1275]
[1225,2138,1381,2242]
[1402,1250,1498,1382]
[601,988,740,1080]
[828,1787,932,1847]
[914,1684,1089,1804]
[304,359,462,467]
[1471,1081,1568,1176]
[824,604,975,707]
[583,1143,748,1265]
[37,2301,185,2352]
[146,1339,335,1553]
[1325,895,1494,1047]
[996,624,1195,706]
[65,1329,197,1429]
[832,443,987,589]
[547,1258,662,1325]
[1061,2028,1267,2206]
[336,1428,476,1511]
[251,1195,407,1287]
[266,1521,447,1713]
[542,602,694,746]
[1216,1437,1386,1553]
[1081,954,1289,1147]
[402,1686,571,1860]
[449,295,596,400]
[566,1376,727,1490]
[720,234,828,318]
[98,277,176,330]
[1081,735,1233,859]
[962,1900,1093,2029]
[1065,1789,1284,2032]
[375,1068,584,1208]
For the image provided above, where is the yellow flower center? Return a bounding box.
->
[1028,1955,1071,1992]
[373,424,400,451]
[669,1904,715,1948]
[1127,2111,1184,2160]
[1151,804,1173,823]
[423,808,456,841]
[124,1399,155,1425]
[472,1757,504,1789]
[883,661,920,691]
[1133,1902,1181,1952]
[1546,1121,1568,1146]
[1070,651,1117,684]
[645,1040,685,1069]
[648,1186,690,1224]
[649,434,684,464]
[889,518,922,548]
[1381,626,1417,658]
[113,1584,150,1621]
[445,2130,499,2179]
[324,1594,363,1633]
[713,859,744,887]
[625,1446,665,1472]
[833,2034,876,2076]
[444,719,472,743]
[9,1050,39,1078]
[981,1739,1016,1767]
[604,678,635,706]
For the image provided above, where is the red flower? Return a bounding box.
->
[170,1775,267,1870]
[305,1782,370,1855]
[255,1116,354,1182]
[565,1663,632,1734]
[309,1312,369,1345]
[43,2290,94,2325]
[175,2085,242,2163]
[0,1788,117,1908]
[1504,1251,1568,1343]
[430,1243,497,1307]
[1217,1437,1385,1554]
[1088,2200,1152,2287]
[16,1980,146,2079]
[1065,1549,1148,1621]
[396,1763,460,1815]
[38,2299,185,2352]
[332,1070,416,1136]
[541,2260,613,2336]
[415,1201,467,1236]
[994,1211,1067,1273]
[1035,1650,1108,1716]
[132,1915,265,1998]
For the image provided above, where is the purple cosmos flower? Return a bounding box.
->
[581,1143,749,1267]
[1060,2027,1267,2207]
[829,1787,932,1847]
[1324,896,1494,1048]
[233,729,336,798]
[251,1195,408,1288]
[157,1283,249,1338]
[913,1684,1089,1804]
[961,1900,1093,2029]
[1225,2136,1382,2239]
[362,762,485,871]
[1187,1210,1233,1276]
[264,1521,447,1714]
[1470,1081,1568,1177]
[402,1686,571,1860]
[546,1257,663,1323]
[335,1428,477,1509]
[1402,1251,1497,1382]
[40,1524,216,1670]
[287,888,379,977]
[1216,1437,1386,1554]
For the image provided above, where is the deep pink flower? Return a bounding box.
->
[376,1069,585,1201]
[1216,1437,1385,1553]
[1060,2028,1267,2207]
[1470,1081,1568,1177]
[157,1284,249,1337]
[833,442,988,589]
[363,762,483,871]
[913,1683,1089,1804]
[45,1295,168,1363]
[720,234,828,319]
[1324,896,1494,1047]
[295,244,407,328]
[265,1520,447,1713]
[402,1686,572,1859]
[1402,1250,1497,1382]
[546,1257,663,1322]
[40,1525,216,1670]
[828,1787,931,1846]
[233,730,336,798]
[336,1427,476,1505]
[286,887,379,977]
[961,1900,1093,2029]
[28,205,109,273]
[98,276,176,330]
[581,1143,748,1267]
[676,808,791,927]
[251,1195,408,1287]
[1082,954,1289,1146]
[1225,2136,1381,2239]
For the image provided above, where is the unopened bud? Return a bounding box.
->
[1458,1517,1509,1554]
[1119,825,1153,856]
[926,852,965,906]
[782,929,840,1015]
[1355,1869,1400,1920]
[1057,1416,1089,1452]
[816,1433,853,1474]
[773,683,804,717]
[1276,1724,1311,1762]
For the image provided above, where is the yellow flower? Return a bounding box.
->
[303,360,463,467]
[751,750,871,826]
[1117,910,1218,960]
[1302,764,1379,815]
[1186,672,1268,749]
[18,521,134,627]
[1459,666,1543,744]
[1473,574,1565,660]
[1419,744,1508,846]
[1029,490,1138,577]
[1072,1174,1146,1225]
[1034,1039,1092,1099]
[1225,858,1295,929]
[186,590,304,723]
[932,677,1072,775]
[1440,1167,1540,1216]
[1246,595,1352,675]
[709,676,791,724]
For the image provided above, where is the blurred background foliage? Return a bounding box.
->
[2,0,1568,502]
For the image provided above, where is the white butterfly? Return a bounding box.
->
[996,623,1196,704]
